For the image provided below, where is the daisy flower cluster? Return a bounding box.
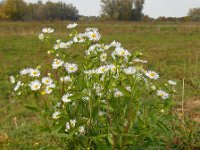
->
[10,23,177,149]
[38,27,54,41]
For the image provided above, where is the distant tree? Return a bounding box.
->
[0,1,8,19]
[188,8,200,21]
[2,0,27,21]
[131,0,145,21]
[0,0,79,21]
[100,0,121,20]
[100,0,145,21]
[118,0,133,20]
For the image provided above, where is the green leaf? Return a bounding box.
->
[69,93,86,100]
[108,132,114,146]
[116,85,131,97]
[156,120,170,133]
[51,119,66,133]
[52,133,71,138]
[24,105,39,112]
[101,105,115,113]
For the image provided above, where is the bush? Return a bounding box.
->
[10,23,199,149]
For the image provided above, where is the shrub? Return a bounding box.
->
[10,23,197,149]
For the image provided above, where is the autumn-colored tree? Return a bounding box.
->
[2,0,27,20]
[0,0,79,21]
[0,1,8,19]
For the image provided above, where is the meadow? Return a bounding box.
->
[0,21,200,149]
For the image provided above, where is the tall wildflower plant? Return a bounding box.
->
[11,24,180,149]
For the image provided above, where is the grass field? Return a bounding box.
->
[0,21,200,149]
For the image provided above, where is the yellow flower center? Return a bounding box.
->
[70,67,75,71]
[160,93,164,97]
[101,68,106,72]
[41,91,46,95]
[150,73,155,77]
[91,33,96,38]
[121,51,125,55]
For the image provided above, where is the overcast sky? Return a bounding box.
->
[25,0,200,18]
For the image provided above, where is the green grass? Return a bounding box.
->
[0,21,200,149]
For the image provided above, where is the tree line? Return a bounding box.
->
[0,0,145,21]
[0,0,200,22]
[0,0,79,21]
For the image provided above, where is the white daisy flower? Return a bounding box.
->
[168,80,176,86]
[56,39,61,43]
[78,126,85,134]
[157,90,169,99]
[133,58,147,64]
[20,68,31,75]
[65,63,78,73]
[84,69,97,75]
[85,27,98,32]
[97,66,109,74]
[86,44,105,55]
[14,81,21,91]
[70,119,76,127]
[44,87,52,94]
[98,111,105,117]
[100,53,107,62]
[62,93,72,103]
[54,102,61,108]
[108,64,117,73]
[145,71,159,80]
[39,33,44,40]
[29,69,40,77]
[53,44,60,50]
[10,76,15,84]
[87,31,101,41]
[59,41,73,49]
[73,33,86,43]
[114,89,124,98]
[49,83,56,88]
[42,77,53,85]
[60,76,72,83]
[115,47,131,57]
[124,66,136,75]
[67,23,78,29]
[110,41,121,47]
[29,80,41,91]
[101,100,107,104]
[42,27,54,33]
[151,85,156,91]
[52,59,64,69]
[52,111,61,119]
[126,86,131,92]
[82,96,89,101]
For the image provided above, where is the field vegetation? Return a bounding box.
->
[0,21,200,149]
